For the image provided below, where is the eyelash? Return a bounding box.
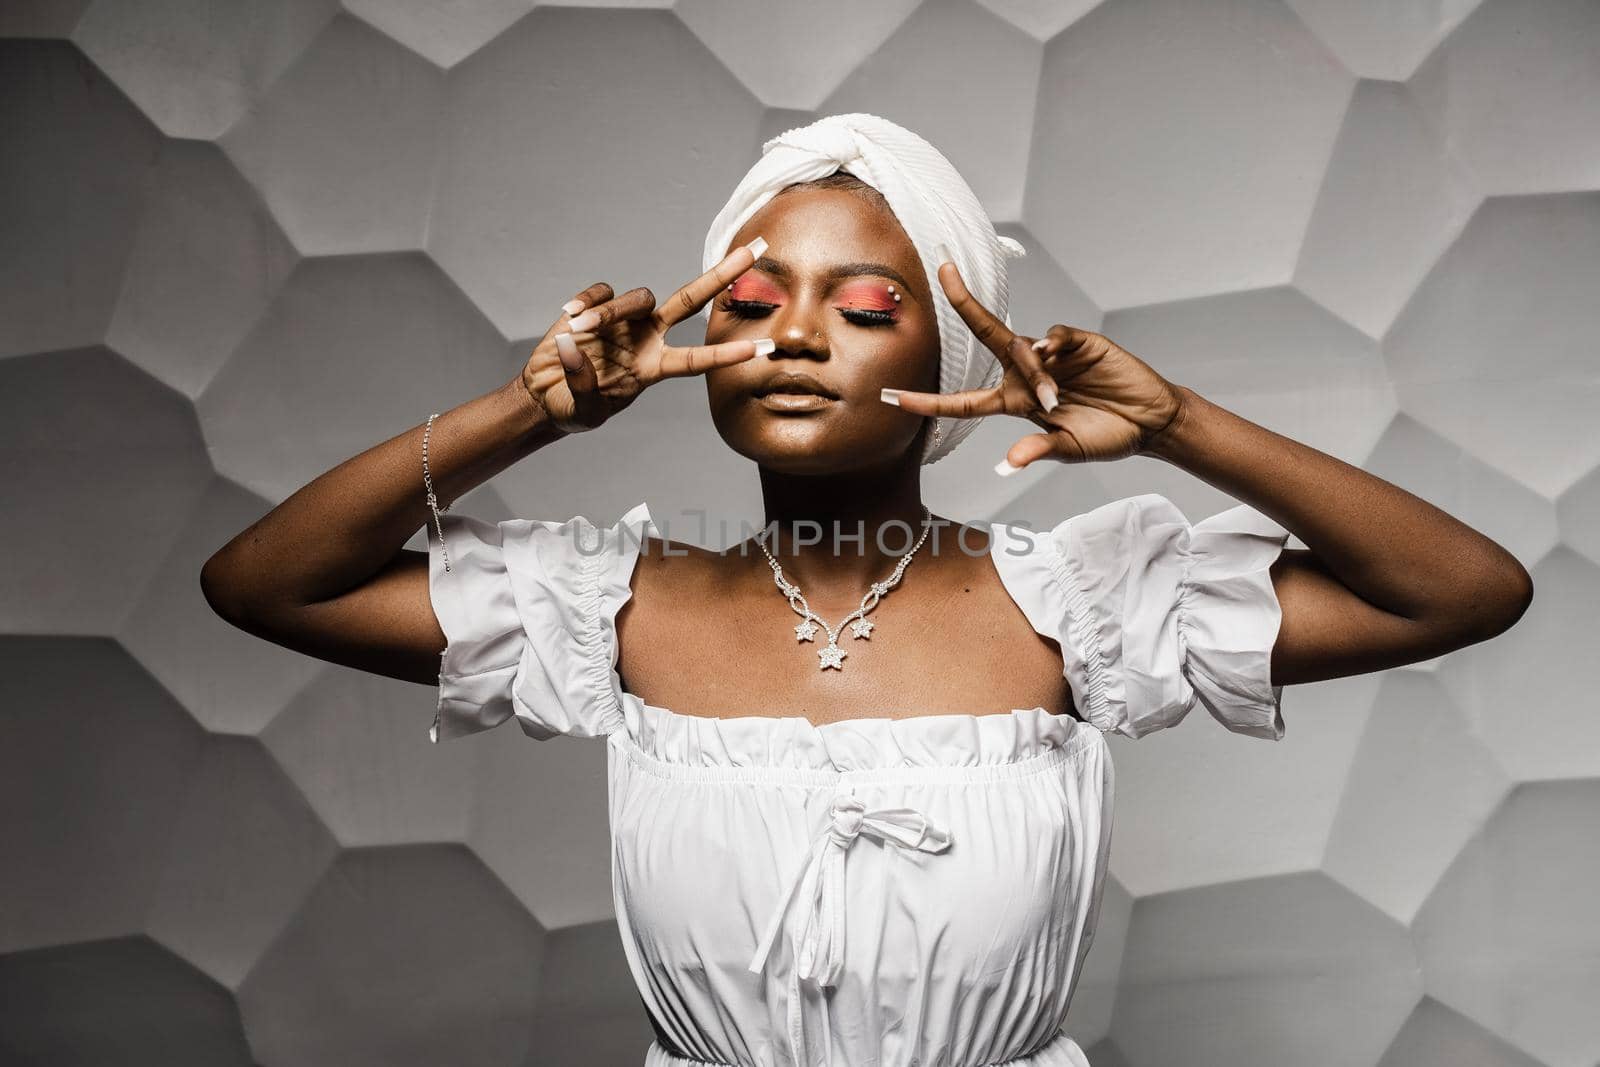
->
[721,299,896,327]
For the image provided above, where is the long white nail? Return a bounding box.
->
[880,388,902,407]
[994,457,1023,477]
[568,309,599,332]
[935,242,953,268]
[1037,381,1058,411]
[1030,338,1049,352]
[746,236,768,258]
[752,338,775,356]
[561,299,584,316]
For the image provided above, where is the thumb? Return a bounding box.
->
[554,331,602,426]
[993,433,1057,477]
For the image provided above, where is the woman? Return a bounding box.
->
[201,114,1533,1066]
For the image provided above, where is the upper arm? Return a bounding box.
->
[210,548,447,688]
[1267,547,1527,688]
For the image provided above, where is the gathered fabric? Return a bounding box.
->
[700,112,1027,466]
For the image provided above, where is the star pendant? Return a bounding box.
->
[818,643,847,670]
[850,618,875,639]
[795,619,819,642]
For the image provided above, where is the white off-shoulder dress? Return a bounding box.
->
[426,494,1291,1067]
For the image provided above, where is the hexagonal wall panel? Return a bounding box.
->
[2,0,1594,1063]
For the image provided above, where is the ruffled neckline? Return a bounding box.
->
[620,696,1094,772]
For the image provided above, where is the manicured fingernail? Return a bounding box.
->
[745,236,767,258]
[880,388,903,407]
[568,309,599,332]
[1037,381,1058,411]
[561,299,584,316]
[752,338,775,356]
[555,332,583,371]
[1031,338,1049,352]
[994,457,1023,477]
[935,243,953,268]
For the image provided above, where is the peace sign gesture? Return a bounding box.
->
[521,238,775,434]
[881,250,1189,473]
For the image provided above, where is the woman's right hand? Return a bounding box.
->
[520,238,774,434]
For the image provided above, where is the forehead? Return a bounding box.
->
[730,186,920,268]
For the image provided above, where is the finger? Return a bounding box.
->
[992,432,1059,477]
[560,282,614,320]
[1030,324,1096,364]
[934,251,1020,371]
[656,236,768,330]
[554,330,601,422]
[880,384,1007,419]
[655,337,775,380]
[566,286,657,333]
[1005,335,1058,413]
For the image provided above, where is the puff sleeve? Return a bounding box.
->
[991,493,1291,741]
[426,501,654,744]
[1061,493,1290,740]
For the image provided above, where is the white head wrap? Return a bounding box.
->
[701,113,1026,465]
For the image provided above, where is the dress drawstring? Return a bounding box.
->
[747,787,954,1065]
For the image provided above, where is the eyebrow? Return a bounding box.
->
[751,256,919,303]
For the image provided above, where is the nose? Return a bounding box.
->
[769,296,831,361]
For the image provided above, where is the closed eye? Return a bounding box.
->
[720,299,896,328]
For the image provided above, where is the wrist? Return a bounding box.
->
[499,377,559,449]
[1140,385,1202,464]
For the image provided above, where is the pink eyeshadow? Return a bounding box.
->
[729,275,784,303]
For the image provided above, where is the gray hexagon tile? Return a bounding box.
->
[107,139,299,398]
[429,7,767,340]
[1377,995,1549,1067]
[196,252,513,503]
[0,42,162,361]
[1384,192,1600,499]
[1294,80,1480,341]
[0,936,254,1066]
[238,845,545,1067]
[72,0,337,140]
[1,637,209,954]
[675,0,919,110]
[144,734,339,989]
[0,349,213,636]
[1409,0,1600,195]
[1322,670,1511,926]
[1437,546,1600,783]
[220,13,446,256]
[1415,780,1600,1066]
[1113,872,1422,1067]
[343,0,538,70]
[1286,0,1484,81]
[974,0,1106,42]
[1106,672,1379,898]
[1026,0,1353,310]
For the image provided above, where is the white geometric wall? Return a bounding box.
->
[1,1,1596,1065]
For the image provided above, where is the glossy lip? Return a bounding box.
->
[756,392,836,412]
[753,371,839,400]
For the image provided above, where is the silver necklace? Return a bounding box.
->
[755,508,934,671]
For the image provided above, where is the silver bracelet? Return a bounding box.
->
[424,412,451,573]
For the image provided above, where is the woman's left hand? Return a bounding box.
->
[882,257,1189,473]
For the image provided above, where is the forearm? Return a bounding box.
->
[1143,386,1532,630]
[201,377,559,617]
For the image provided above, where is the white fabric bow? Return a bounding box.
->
[747,788,954,1065]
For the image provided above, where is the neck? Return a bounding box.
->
[750,459,934,596]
